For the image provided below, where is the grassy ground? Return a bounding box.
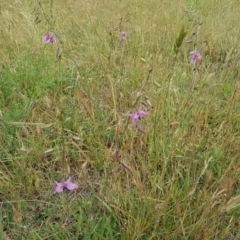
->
[1,0,240,239]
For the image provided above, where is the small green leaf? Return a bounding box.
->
[174,26,188,54]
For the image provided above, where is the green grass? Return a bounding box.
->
[1,0,240,239]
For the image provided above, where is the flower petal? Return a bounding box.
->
[42,35,50,44]
[121,31,128,40]
[66,182,78,191]
[54,182,64,194]
[65,216,71,225]
[65,178,78,191]
[42,32,57,45]
[137,110,148,118]
[190,50,201,65]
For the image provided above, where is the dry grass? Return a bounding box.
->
[1,0,240,239]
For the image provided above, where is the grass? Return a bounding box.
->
[1,0,240,239]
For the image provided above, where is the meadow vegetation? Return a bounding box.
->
[1,0,240,239]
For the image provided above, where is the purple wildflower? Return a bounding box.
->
[189,50,201,65]
[62,216,71,228]
[54,177,78,194]
[121,31,128,40]
[128,110,148,133]
[65,216,71,225]
[42,32,57,45]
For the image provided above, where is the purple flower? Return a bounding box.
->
[42,32,57,45]
[128,110,148,132]
[65,216,71,225]
[54,177,78,194]
[189,50,201,65]
[121,31,128,40]
[62,216,71,228]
